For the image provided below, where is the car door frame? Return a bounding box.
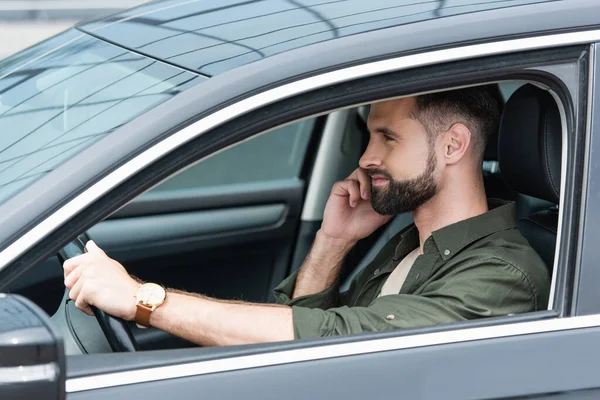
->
[1,29,599,400]
[57,34,595,398]
[570,42,600,318]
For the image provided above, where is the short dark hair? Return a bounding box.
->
[411,84,504,159]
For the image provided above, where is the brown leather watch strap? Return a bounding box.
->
[135,303,152,328]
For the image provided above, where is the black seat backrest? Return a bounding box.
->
[517,209,558,269]
[498,83,562,273]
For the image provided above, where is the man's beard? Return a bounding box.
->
[369,150,438,216]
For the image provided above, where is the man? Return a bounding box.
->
[63,85,550,346]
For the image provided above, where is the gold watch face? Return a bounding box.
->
[137,283,166,307]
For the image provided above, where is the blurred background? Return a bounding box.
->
[0,0,150,60]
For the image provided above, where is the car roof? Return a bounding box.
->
[78,0,559,77]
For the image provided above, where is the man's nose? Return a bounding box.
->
[359,142,383,169]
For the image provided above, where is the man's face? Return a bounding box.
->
[360,97,438,215]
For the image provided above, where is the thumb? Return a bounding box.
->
[85,240,104,254]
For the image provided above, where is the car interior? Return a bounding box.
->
[6,79,563,354]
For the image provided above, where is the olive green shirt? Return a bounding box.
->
[273,200,550,339]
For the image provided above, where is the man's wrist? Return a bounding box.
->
[131,280,168,326]
[148,290,187,329]
[315,230,357,254]
[292,230,352,299]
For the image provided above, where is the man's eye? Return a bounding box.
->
[383,135,394,142]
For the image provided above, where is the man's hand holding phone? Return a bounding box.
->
[320,168,392,245]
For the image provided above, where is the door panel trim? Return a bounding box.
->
[2,29,599,271]
[66,313,600,393]
[111,179,303,219]
[89,204,287,251]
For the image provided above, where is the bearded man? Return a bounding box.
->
[63,86,550,345]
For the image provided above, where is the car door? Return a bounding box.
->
[57,31,598,400]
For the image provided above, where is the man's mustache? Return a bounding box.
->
[365,168,394,181]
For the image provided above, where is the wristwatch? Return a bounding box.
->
[134,282,167,328]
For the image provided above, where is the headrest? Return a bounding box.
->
[484,131,499,161]
[498,84,562,204]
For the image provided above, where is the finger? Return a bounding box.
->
[69,278,84,301]
[337,179,361,207]
[64,265,83,290]
[354,168,372,200]
[85,240,105,255]
[75,290,93,316]
[63,254,88,279]
[82,307,94,317]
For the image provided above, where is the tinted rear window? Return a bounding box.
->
[0,31,203,205]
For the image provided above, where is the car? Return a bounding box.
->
[1,0,600,398]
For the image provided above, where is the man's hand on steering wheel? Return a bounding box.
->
[63,241,139,321]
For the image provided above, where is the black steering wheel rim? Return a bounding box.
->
[58,234,138,352]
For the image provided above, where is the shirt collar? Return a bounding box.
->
[392,199,517,261]
[430,199,517,261]
[392,225,419,261]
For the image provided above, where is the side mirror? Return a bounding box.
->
[0,293,65,400]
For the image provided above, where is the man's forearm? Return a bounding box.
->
[149,291,294,346]
[146,232,353,346]
[292,230,355,298]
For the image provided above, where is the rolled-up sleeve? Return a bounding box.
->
[272,271,341,309]
[290,258,539,340]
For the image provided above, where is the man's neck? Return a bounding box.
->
[412,177,489,252]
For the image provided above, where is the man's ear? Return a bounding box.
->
[443,123,471,165]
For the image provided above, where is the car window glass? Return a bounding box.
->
[0,31,204,206]
[150,118,316,191]
[499,81,526,101]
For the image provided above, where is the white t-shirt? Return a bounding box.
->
[377,247,421,298]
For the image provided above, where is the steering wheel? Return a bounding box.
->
[57,234,138,352]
